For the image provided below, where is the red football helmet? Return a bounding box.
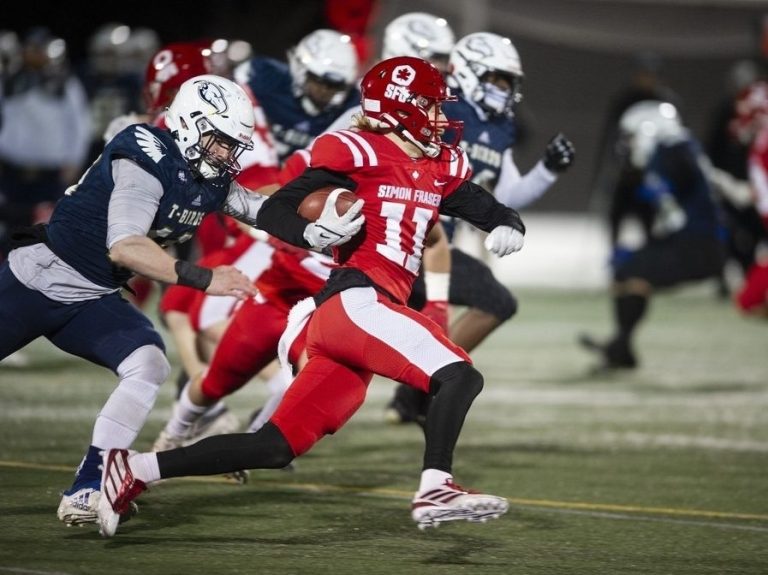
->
[730,80,768,145]
[360,56,463,157]
[143,42,212,115]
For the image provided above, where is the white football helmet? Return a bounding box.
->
[287,29,359,116]
[449,32,523,119]
[166,74,255,181]
[381,12,455,72]
[619,100,685,168]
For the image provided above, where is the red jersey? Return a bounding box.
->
[310,129,471,303]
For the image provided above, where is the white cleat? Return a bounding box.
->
[57,486,100,526]
[152,406,241,453]
[411,480,509,529]
[97,449,146,537]
[151,429,185,452]
[183,406,240,446]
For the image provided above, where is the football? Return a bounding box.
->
[298,187,359,221]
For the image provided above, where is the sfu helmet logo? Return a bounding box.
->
[195,80,228,113]
[391,65,415,86]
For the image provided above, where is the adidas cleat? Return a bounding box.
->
[411,480,508,529]
[97,449,147,537]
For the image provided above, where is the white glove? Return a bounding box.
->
[652,194,686,237]
[303,188,365,249]
[484,225,525,257]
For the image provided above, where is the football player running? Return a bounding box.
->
[579,100,726,368]
[97,56,525,536]
[0,75,274,527]
[385,30,575,423]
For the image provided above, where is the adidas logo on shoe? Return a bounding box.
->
[411,480,509,529]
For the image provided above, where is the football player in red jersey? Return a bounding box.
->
[98,56,526,535]
[734,82,768,317]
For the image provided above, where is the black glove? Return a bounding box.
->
[543,133,575,173]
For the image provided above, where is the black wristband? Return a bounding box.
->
[174,260,213,291]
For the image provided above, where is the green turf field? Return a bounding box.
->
[1,287,767,575]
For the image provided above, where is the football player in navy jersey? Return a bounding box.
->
[579,101,726,369]
[234,29,360,162]
[0,74,272,526]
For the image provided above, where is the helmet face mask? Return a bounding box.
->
[361,56,463,157]
[449,32,524,119]
[287,29,359,116]
[166,75,255,182]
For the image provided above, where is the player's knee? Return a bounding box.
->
[251,422,296,468]
[271,419,323,459]
[472,280,517,321]
[429,361,484,398]
[495,289,518,321]
[117,344,170,386]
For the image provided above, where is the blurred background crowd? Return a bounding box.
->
[2,0,768,296]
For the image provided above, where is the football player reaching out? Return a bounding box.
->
[138,42,284,408]
[97,56,526,535]
[0,75,272,527]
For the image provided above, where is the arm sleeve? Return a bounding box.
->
[441,180,525,234]
[493,149,557,209]
[255,167,357,247]
[106,158,163,249]
[221,181,269,227]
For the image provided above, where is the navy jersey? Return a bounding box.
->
[240,56,360,162]
[444,96,517,191]
[441,95,517,238]
[638,138,724,238]
[46,124,232,289]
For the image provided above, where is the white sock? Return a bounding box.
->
[127,452,161,484]
[419,468,452,492]
[93,345,169,448]
[164,381,208,438]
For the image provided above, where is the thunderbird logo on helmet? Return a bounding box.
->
[465,35,494,57]
[391,65,415,86]
[195,80,228,113]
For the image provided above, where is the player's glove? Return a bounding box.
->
[484,225,525,257]
[303,188,365,249]
[652,193,686,237]
[543,133,575,173]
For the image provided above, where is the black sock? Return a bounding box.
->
[614,293,648,348]
[157,422,294,478]
[422,362,483,472]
